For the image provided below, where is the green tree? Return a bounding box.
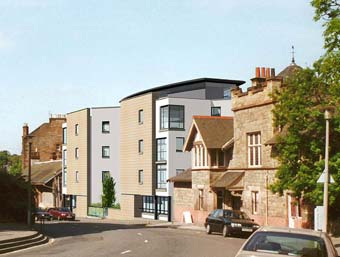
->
[102,177,116,208]
[8,155,22,176]
[271,0,340,208]
[0,150,10,172]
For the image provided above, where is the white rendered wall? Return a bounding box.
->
[62,122,67,195]
[90,107,120,204]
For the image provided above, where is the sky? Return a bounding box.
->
[0,0,325,154]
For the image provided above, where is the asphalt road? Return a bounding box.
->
[7,220,246,257]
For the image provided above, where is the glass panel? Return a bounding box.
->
[169,105,184,129]
[102,121,110,133]
[160,106,169,129]
[102,146,110,158]
[176,137,184,152]
[211,107,221,116]
[157,164,167,189]
[156,138,167,161]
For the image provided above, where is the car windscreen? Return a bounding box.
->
[59,208,71,212]
[243,231,327,256]
[223,210,250,220]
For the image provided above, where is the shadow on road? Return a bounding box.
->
[34,221,149,239]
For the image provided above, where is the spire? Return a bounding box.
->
[291,45,295,65]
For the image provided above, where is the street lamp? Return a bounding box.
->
[26,136,34,227]
[322,107,334,233]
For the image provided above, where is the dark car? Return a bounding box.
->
[204,209,259,237]
[48,207,75,221]
[34,208,53,221]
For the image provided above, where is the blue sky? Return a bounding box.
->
[0,0,325,154]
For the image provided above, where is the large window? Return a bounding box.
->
[157,164,167,189]
[62,127,67,144]
[102,146,110,158]
[176,137,185,152]
[156,138,167,161]
[160,105,184,130]
[211,107,221,116]
[248,132,261,167]
[63,149,67,167]
[138,140,144,154]
[223,89,231,100]
[63,168,67,187]
[138,109,144,124]
[102,121,110,133]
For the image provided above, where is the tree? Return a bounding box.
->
[102,177,116,208]
[8,155,22,176]
[271,0,340,208]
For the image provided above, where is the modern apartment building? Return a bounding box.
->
[62,107,120,217]
[120,78,245,221]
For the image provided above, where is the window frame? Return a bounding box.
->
[102,121,110,133]
[75,170,79,183]
[138,140,144,154]
[251,191,259,214]
[211,106,221,116]
[75,124,79,136]
[62,127,67,144]
[75,147,79,159]
[138,170,143,185]
[138,109,144,124]
[160,105,185,130]
[156,138,167,161]
[176,137,185,152]
[156,164,167,189]
[102,146,110,158]
[247,132,262,167]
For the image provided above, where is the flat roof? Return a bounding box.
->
[120,77,245,102]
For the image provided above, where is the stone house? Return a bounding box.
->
[170,64,310,228]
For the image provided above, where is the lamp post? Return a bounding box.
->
[27,141,32,227]
[322,108,333,233]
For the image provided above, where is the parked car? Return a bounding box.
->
[33,208,52,221]
[235,226,339,257]
[48,207,75,221]
[204,209,259,237]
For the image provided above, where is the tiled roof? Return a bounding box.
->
[277,63,302,82]
[23,160,62,185]
[168,169,192,183]
[184,116,233,151]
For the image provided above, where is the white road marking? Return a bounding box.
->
[137,233,142,236]
[121,250,131,254]
[144,240,148,243]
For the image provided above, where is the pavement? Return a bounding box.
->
[1,219,340,254]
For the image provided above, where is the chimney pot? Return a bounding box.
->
[23,123,29,136]
[266,68,270,78]
[261,67,266,78]
[255,67,260,77]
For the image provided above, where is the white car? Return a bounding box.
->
[236,226,339,257]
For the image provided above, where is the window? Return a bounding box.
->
[157,164,167,189]
[160,105,184,130]
[176,137,185,152]
[138,140,144,154]
[102,121,110,133]
[248,132,261,167]
[199,189,204,210]
[102,146,110,158]
[62,127,67,144]
[75,147,79,159]
[156,138,167,161]
[75,124,79,136]
[102,171,110,182]
[138,109,144,124]
[72,195,77,208]
[75,171,79,183]
[63,149,67,167]
[63,168,67,187]
[223,89,231,100]
[176,169,184,175]
[251,191,259,214]
[211,107,221,116]
[138,170,143,185]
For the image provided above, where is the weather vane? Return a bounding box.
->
[291,45,295,64]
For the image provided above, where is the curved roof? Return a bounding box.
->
[120,77,245,102]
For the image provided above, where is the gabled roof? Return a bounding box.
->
[277,63,302,82]
[183,116,234,151]
[23,160,62,185]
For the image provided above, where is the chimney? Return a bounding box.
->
[271,68,275,77]
[261,67,266,78]
[265,68,270,78]
[255,67,260,77]
[23,123,29,137]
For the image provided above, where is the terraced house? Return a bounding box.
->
[119,78,245,221]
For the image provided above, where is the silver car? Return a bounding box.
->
[236,226,339,257]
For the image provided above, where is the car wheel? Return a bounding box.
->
[222,225,229,237]
[206,224,212,234]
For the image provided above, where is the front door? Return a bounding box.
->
[217,190,224,209]
[232,196,241,210]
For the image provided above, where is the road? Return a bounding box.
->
[7,220,246,257]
